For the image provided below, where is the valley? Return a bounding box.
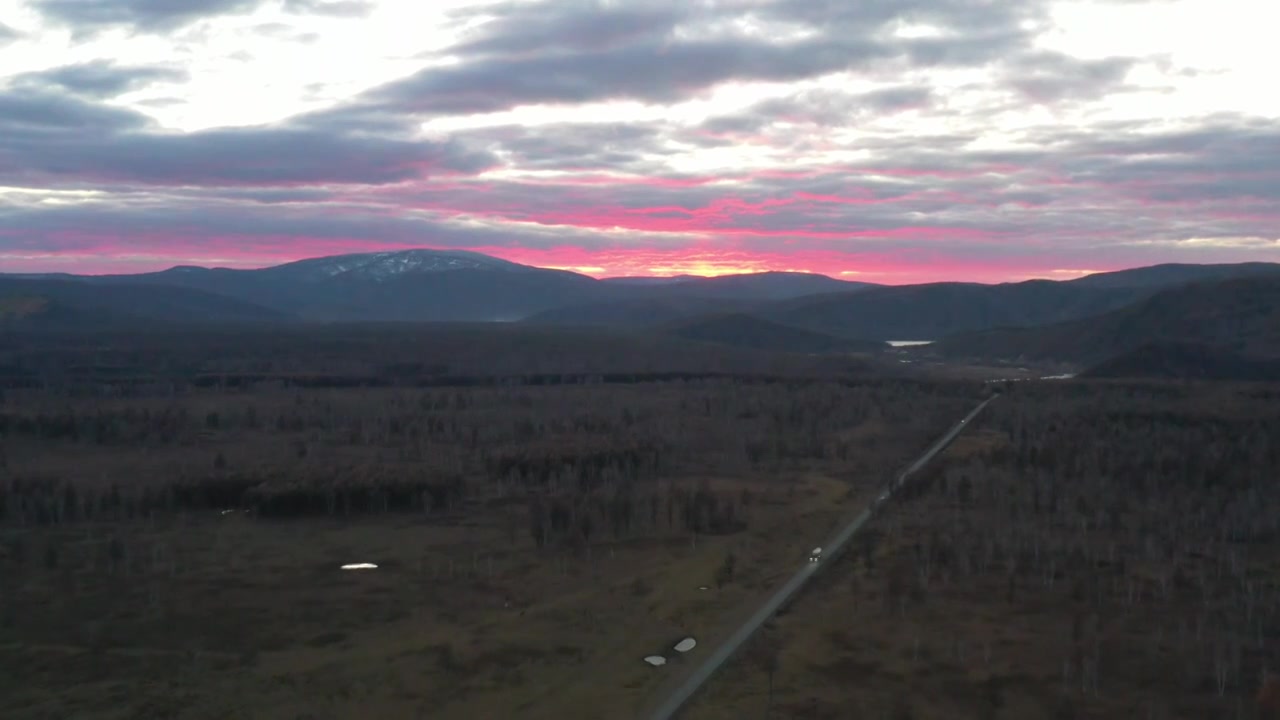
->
[3,252,1280,719]
[5,249,1280,381]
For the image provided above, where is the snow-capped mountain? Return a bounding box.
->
[259,249,534,283]
[91,248,604,322]
[0,248,878,325]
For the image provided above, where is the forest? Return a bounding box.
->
[7,323,1278,719]
[0,339,981,720]
[686,379,1280,720]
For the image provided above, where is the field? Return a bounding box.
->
[0,330,983,720]
[683,380,1280,720]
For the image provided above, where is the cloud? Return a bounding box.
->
[460,120,669,172]
[281,0,375,17]
[4,0,1279,280]
[352,0,1048,117]
[0,22,21,45]
[10,60,187,98]
[368,38,887,115]
[447,2,690,57]
[32,0,260,31]
[1004,51,1138,103]
[0,87,498,187]
[0,88,153,134]
[697,85,935,137]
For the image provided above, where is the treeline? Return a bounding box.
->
[0,323,891,392]
[1,378,982,551]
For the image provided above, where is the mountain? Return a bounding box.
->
[600,275,702,286]
[254,249,529,281]
[5,251,880,324]
[0,277,293,330]
[930,275,1280,368]
[760,280,1155,340]
[538,264,1280,339]
[657,313,887,354]
[522,273,876,326]
[599,272,875,298]
[6,250,1279,333]
[80,250,603,322]
[1080,342,1280,381]
[661,272,876,299]
[1066,262,1280,289]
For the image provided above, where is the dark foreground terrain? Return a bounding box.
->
[3,325,1279,719]
[686,379,1280,720]
[0,326,979,719]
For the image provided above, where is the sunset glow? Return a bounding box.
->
[1,0,1278,280]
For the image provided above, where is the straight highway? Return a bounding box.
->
[643,394,998,720]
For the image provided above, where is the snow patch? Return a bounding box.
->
[276,250,528,283]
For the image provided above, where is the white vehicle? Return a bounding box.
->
[808,547,822,563]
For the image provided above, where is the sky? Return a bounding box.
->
[0,0,1278,283]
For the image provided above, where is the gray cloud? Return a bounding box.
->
[0,22,20,44]
[6,0,1277,276]
[462,121,668,172]
[448,1,690,57]
[1056,120,1280,203]
[345,0,1049,118]
[0,88,153,135]
[32,0,259,31]
[11,60,187,98]
[281,0,375,17]
[368,38,894,115]
[756,0,1038,32]
[0,87,498,187]
[698,85,935,137]
[0,199,624,255]
[1004,51,1138,103]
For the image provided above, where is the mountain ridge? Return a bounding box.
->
[0,276,295,330]
[929,275,1280,368]
[4,250,1279,337]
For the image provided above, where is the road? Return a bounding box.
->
[642,394,998,720]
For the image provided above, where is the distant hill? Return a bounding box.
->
[527,272,876,326]
[0,277,293,330]
[1066,262,1280,289]
[5,250,877,324]
[522,296,760,327]
[88,251,604,322]
[931,275,1280,368]
[600,275,702,286]
[5,250,1278,334]
[660,272,877,300]
[1081,342,1280,381]
[658,313,886,354]
[760,280,1155,340]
